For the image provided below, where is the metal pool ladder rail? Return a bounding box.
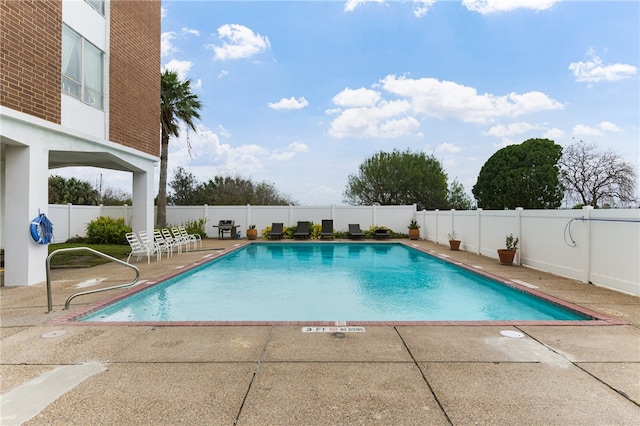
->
[46,247,140,313]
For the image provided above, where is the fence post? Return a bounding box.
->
[476,208,482,255]
[450,209,456,237]
[581,206,593,283]
[515,207,523,265]
[434,209,439,244]
[67,203,72,242]
[203,204,209,236]
[246,204,251,229]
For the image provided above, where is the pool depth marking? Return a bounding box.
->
[303,326,366,333]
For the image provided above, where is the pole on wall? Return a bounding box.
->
[581,206,593,284]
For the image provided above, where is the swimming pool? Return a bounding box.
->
[81,243,590,323]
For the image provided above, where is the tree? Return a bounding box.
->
[168,166,202,205]
[343,149,448,210]
[560,140,638,208]
[168,170,295,205]
[99,187,132,206]
[447,179,473,210]
[159,70,202,227]
[48,175,100,205]
[472,138,564,209]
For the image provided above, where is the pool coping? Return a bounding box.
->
[45,241,626,327]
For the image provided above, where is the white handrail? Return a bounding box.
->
[45,247,140,313]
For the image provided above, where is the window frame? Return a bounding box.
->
[85,0,105,16]
[61,24,105,110]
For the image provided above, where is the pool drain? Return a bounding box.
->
[332,332,346,338]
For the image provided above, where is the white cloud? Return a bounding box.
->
[599,121,621,132]
[216,125,231,138]
[436,142,462,153]
[182,27,199,37]
[162,59,193,81]
[332,88,381,107]
[543,128,565,140]
[162,27,201,58]
[218,70,228,79]
[572,124,603,136]
[380,74,563,123]
[344,0,384,13]
[462,0,560,14]
[269,141,310,160]
[572,121,622,137]
[161,7,167,19]
[166,123,310,185]
[414,0,436,17]
[161,32,177,57]
[569,49,637,83]
[344,0,434,17]
[192,79,202,91]
[484,122,536,138]
[327,75,564,139]
[328,99,419,139]
[208,24,270,61]
[268,97,309,110]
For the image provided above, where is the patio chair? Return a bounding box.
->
[139,230,169,260]
[373,228,391,240]
[267,222,284,239]
[294,221,310,239]
[153,229,180,256]
[178,226,202,249]
[320,219,334,239]
[126,232,159,264]
[161,228,183,254]
[153,229,175,257]
[348,224,365,239]
[171,227,192,252]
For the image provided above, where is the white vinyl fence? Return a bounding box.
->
[48,204,640,296]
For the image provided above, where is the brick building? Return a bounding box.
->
[0,0,160,286]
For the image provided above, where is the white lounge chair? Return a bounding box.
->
[140,230,169,260]
[154,229,176,257]
[178,226,202,249]
[126,232,159,264]
[161,228,183,254]
[171,227,192,252]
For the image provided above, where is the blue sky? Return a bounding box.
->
[67,0,640,206]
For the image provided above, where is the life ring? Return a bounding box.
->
[30,213,54,245]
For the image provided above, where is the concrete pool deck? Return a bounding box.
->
[1,239,639,424]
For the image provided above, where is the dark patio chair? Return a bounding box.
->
[320,219,334,239]
[294,221,310,239]
[348,224,365,239]
[373,228,391,240]
[267,222,284,240]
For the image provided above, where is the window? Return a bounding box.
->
[85,0,104,15]
[61,25,104,109]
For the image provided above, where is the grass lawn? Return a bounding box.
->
[48,243,130,268]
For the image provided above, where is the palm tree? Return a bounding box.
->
[158,70,202,227]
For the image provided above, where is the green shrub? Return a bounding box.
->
[86,216,131,244]
[176,217,208,239]
[309,222,321,239]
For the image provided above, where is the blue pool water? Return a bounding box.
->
[82,243,588,322]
